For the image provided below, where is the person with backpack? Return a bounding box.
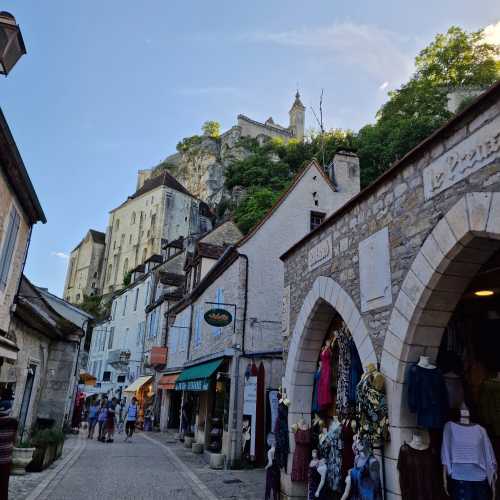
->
[125,397,138,442]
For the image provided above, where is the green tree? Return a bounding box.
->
[79,295,104,320]
[234,187,283,234]
[202,120,221,138]
[357,26,500,186]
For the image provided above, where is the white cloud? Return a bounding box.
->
[51,251,69,260]
[176,86,240,96]
[244,22,414,83]
[483,21,500,51]
[379,81,389,90]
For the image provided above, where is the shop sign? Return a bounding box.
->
[204,308,233,327]
[175,379,210,392]
[243,376,257,457]
[308,236,332,271]
[423,114,500,200]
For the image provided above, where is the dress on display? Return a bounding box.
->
[348,338,363,409]
[308,463,328,500]
[397,443,443,500]
[318,346,333,409]
[274,402,290,471]
[312,368,320,413]
[341,422,355,482]
[408,364,449,429]
[336,331,352,419]
[325,423,343,492]
[356,372,389,446]
[265,456,280,500]
[291,429,311,482]
[349,455,382,500]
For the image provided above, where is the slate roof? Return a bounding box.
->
[89,229,105,244]
[197,242,226,260]
[131,171,192,199]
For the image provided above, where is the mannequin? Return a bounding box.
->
[442,408,497,499]
[264,445,279,500]
[291,416,311,482]
[308,451,325,500]
[315,459,327,498]
[318,340,333,409]
[318,426,328,446]
[408,430,428,451]
[417,355,436,369]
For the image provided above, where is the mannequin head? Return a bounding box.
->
[312,449,318,460]
[366,363,376,373]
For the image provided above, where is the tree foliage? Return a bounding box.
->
[202,120,221,138]
[79,295,106,321]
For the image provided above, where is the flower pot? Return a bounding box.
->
[184,436,194,448]
[11,447,35,475]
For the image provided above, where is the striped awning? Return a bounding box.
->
[158,373,179,390]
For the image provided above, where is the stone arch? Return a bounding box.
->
[285,275,377,417]
[380,192,500,498]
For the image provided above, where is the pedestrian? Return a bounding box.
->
[125,396,138,442]
[106,397,117,443]
[87,400,99,439]
[144,405,153,432]
[0,399,17,500]
[116,399,125,434]
[97,398,108,442]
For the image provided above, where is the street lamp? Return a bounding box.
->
[0,12,26,76]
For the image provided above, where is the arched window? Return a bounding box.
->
[123,258,129,276]
[115,219,120,231]
[131,212,136,224]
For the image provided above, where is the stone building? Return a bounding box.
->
[63,229,105,304]
[160,158,360,466]
[0,108,46,378]
[99,170,212,295]
[279,81,500,499]
[10,276,92,437]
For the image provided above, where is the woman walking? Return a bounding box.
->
[97,398,108,442]
[125,397,138,442]
[87,400,99,439]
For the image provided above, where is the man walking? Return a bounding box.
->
[125,397,138,442]
[87,400,99,439]
[97,398,108,442]
[0,399,17,499]
[106,397,117,443]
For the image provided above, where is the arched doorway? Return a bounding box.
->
[381,192,500,498]
[282,276,377,499]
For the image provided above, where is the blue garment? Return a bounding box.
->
[97,406,108,422]
[127,403,138,421]
[88,405,99,420]
[408,364,449,429]
[449,479,490,500]
[312,369,320,413]
[349,456,382,500]
[348,339,363,406]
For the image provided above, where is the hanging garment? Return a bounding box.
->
[308,463,328,500]
[312,368,320,413]
[348,338,363,410]
[336,331,352,419]
[408,364,449,429]
[349,455,382,500]
[318,346,333,409]
[341,422,355,482]
[444,373,465,411]
[441,422,497,485]
[274,402,290,471]
[325,423,343,492]
[397,444,444,500]
[478,378,500,437]
[356,373,389,446]
[265,458,280,500]
[449,479,491,500]
[291,429,312,482]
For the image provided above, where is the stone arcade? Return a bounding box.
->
[279,81,500,499]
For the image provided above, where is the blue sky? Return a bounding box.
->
[1,1,499,296]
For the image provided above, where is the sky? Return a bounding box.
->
[1,1,499,296]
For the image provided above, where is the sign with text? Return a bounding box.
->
[243,376,257,457]
[423,115,500,200]
[204,308,233,327]
[308,236,333,271]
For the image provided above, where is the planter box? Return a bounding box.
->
[27,444,58,472]
[11,447,35,475]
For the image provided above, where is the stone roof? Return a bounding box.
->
[88,229,105,244]
[197,242,226,260]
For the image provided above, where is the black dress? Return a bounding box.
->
[265,457,280,500]
[274,402,289,471]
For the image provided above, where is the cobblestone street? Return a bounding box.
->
[10,432,265,500]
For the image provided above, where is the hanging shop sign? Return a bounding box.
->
[204,308,233,327]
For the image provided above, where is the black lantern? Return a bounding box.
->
[0,12,26,76]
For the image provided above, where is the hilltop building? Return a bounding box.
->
[63,229,105,304]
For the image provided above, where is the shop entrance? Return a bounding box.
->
[381,193,500,498]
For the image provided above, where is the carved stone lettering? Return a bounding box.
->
[359,227,392,312]
[308,237,332,271]
[423,114,500,199]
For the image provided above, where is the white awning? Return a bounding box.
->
[123,375,153,394]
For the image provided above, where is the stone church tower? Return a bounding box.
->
[289,91,306,141]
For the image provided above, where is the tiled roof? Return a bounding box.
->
[197,242,226,260]
[131,171,192,199]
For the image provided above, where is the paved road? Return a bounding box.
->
[37,433,214,500]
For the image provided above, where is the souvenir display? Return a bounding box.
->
[318,340,333,409]
[308,452,328,500]
[264,445,280,500]
[274,398,290,471]
[408,356,449,429]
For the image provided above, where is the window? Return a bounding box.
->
[194,307,203,348]
[108,327,114,349]
[102,371,111,382]
[151,214,156,230]
[134,288,139,311]
[117,375,126,383]
[0,206,20,290]
[142,248,147,263]
[129,234,132,244]
[107,265,113,283]
[115,219,120,231]
[213,288,224,336]
[136,321,145,346]
[310,211,326,231]
[148,310,158,339]
[122,294,128,315]
[131,212,136,224]
[166,193,174,209]
[123,258,129,277]
[112,300,117,319]
[100,331,107,351]
[144,281,150,305]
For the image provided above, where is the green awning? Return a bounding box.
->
[176,358,223,392]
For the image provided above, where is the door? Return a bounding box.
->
[19,364,36,440]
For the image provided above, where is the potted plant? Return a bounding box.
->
[11,440,35,475]
[27,429,60,472]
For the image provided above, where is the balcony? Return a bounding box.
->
[107,349,131,369]
[150,346,168,369]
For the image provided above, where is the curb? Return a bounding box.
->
[140,432,221,500]
[24,434,87,500]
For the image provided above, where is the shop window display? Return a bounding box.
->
[397,249,500,500]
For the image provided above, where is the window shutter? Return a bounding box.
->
[0,207,20,289]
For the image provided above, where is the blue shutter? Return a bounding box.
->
[194,307,202,347]
[0,207,20,289]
